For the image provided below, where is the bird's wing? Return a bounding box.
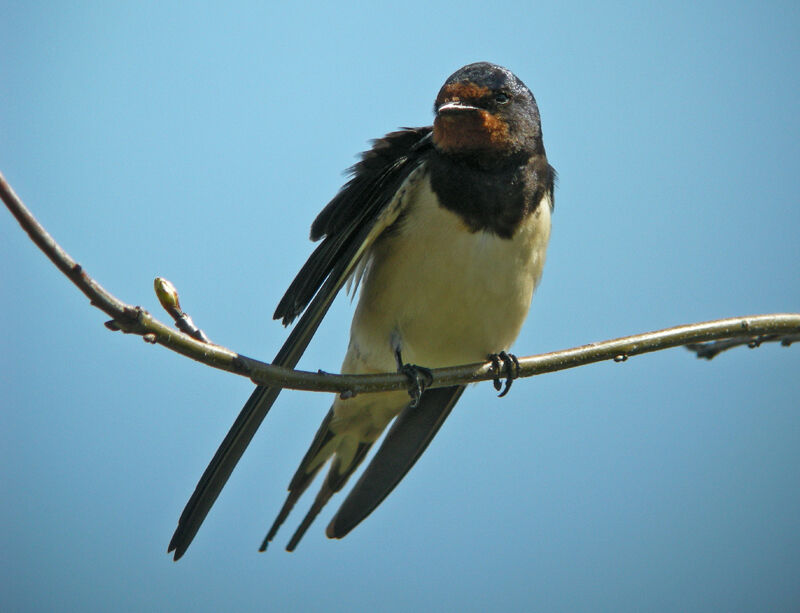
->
[274,127,434,325]
[326,384,466,540]
[168,127,434,560]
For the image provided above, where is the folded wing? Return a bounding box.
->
[168,128,434,560]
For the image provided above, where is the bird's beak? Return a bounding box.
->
[436,100,481,116]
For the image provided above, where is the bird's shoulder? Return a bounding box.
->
[273,127,433,324]
[309,127,434,241]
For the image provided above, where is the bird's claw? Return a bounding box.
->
[399,363,433,407]
[488,351,520,397]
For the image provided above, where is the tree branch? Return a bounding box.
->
[686,333,800,359]
[3,169,798,400]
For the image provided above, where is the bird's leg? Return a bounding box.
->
[394,347,433,408]
[488,351,520,397]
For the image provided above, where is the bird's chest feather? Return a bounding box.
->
[348,172,551,371]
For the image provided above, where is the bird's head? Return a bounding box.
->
[433,62,543,161]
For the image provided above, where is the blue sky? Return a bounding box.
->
[2,2,799,611]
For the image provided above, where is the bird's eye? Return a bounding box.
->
[495,92,510,104]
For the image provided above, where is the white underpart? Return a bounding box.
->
[327,168,552,444]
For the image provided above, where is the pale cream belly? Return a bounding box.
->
[344,173,551,374]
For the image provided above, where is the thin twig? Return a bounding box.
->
[3,169,798,399]
[687,333,800,359]
[154,277,212,343]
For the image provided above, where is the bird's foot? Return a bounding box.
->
[395,348,433,407]
[399,363,433,407]
[488,351,520,398]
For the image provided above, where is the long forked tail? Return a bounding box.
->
[168,273,341,560]
[261,418,374,552]
[168,384,279,560]
[167,211,377,560]
[265,384,465,551]
[327,385,465,540]
[259,408,337,549]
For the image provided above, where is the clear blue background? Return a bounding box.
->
[2,2,799,611]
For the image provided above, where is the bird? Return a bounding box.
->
[168,61,555,559]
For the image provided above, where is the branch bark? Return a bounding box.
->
[3,169,798,399]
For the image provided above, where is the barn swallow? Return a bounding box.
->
[168,61,555,559]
